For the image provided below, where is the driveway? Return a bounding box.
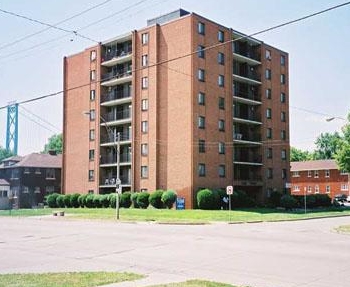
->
[0,216,349,287]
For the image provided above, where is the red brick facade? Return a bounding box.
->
[63,10,290,208]
[290,160,349,199]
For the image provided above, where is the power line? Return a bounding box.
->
[18,110,58,134]
[19,106,61,132]
[0,0,115,51]
[1,1,349,111]
[0,8,99,44]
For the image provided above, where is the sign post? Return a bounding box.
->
[226,185,233,222]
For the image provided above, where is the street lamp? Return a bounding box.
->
[84,112,121,220]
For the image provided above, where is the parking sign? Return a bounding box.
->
[226,185,233,195]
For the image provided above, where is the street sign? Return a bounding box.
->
[116,178,121,185]
[226,185,233,195]
[176,197,185,210]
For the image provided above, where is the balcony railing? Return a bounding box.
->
[101,90,131,103]
[234,175,262,182]
[102,110,131,122]
[234,155,262,163]
[233,89,261,102]
[233,112,261,122]
[100,153,131,164]
[233,68,261,82]
[103,48,132,62]
[102,176,131,186]
[100,132,131,143]
[232,42,260,61]
[234,133,261,142]
[101,70,132,82]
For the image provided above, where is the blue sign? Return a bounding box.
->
[176,197,185,210]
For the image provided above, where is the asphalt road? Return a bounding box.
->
[0,216,350,287]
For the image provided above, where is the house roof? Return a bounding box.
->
[290,160,339,172]
[0,153,62,169]
[0,179,10,186]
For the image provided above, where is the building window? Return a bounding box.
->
[142,77,148,89]
[265,69,271,80]
[88,190,94,194]
[141,121,148,133]
[266,108,272,119]
[218,75,225,87]
[35,168,41,174]
[141,166,148,178]
[315,185,320,194]
[198,69,205,82]
[90,70,96,81]
[89,129,95,141]
[307,170,312,177]
[281,130,286,140]
[90,50,96,61]
[142,54,148,67]
[197,45,205,58]
[198,116,205,129]
[266,128,272,139]
[341,183,349,191]
[218,30,224,42]
[314,170,319,178]
[267,148,273,159]
[266,89,272,99]
[293,185,300,192]
[217,52,225,65]
[198,92,205,105]
[280,92,286,103]
[198,22,205,35]
[281,55,286,66]
[141,99,148,111]
[281,111,286,122]
[281,149,287,160]
[198,163,206,177]
[34,187,40,194]
[265,49,271,60]
[267,168,273,179]
[218,97,225,110]
[141,144,148,156]
[88,170,94,181]
[90,90,95,101]
[218,142,225,154]
[307,186,312,193]
[23,186,29,194]
[45,186,54,194]
[46,168,55,179]
[24,167,30,174]
[325,169,330,177]
[326,185,331,193]
[218,119,225,131]
[89,149,95,161]
[281,74,286,84]
[141,33,149,44]
[292,171,299,177]
[199,140,205,153]
[89,109,95,121]
[282,169,287,179]
[219,165,226,177]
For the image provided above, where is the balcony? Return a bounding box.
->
[100,131,131,145]
[233,89,261,105]
[100,153,131,166]
[234,154,262,166]
[100,90,131,106]
[100,176,131,188]
[233,66,261,85]
[102,110,131,125]
[234,176,263,186]
[233,133,262,145]
[102,48,132,67]
[233,111,262,125]
[101,70,132,87]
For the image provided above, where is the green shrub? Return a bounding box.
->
[306,195,317,208]
[100,194,110,208]
[280,195,298,210]
[46,193,60,208]
[161,190,177,209]
[63,194,72,208]
[197,189,217,210]
[131,193,139,208]
[70,193,81,208]
[109,193,117,208]
[56,195,65,208]
[231,190,256,208]
[149,190,164,209]
[268,191,282,207]
[120,192,132,208]
[93,195,102,208]
[137,192,150,209]
[85,194,95,208]
[315,194,332,207]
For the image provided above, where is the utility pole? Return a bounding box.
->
[115,132,121,220]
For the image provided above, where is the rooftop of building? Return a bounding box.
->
[0,152,62,169]
[290,159,339,171]
[0,179,10,186]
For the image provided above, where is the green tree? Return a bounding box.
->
[43,134,62,154]
[0,146,14,161]
[335,113,350,172]
[313,132,342,160]
[290,147,313,162]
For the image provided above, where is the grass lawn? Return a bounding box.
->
[335,225,350,234]
[1,207,350,223]
[149,280,238,287]
[0,272,143,287]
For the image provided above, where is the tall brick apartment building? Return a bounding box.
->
[63,9,290,208]
[291,160,349,199]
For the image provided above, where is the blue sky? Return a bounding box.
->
[0,0,349,154]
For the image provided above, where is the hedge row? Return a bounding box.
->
[268,192,332,209]
[45,190,177,209]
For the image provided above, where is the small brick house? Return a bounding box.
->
[0,152,62,208]
[290,160,349,200]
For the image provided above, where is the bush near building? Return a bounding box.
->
[120,192,132,208]
[149,190,164,209]
[70,193,80,208]
[56,195,65,208]
[137,192,150,209]
[161,190,177,209]
[197,189,217,210]
[63,194,72,208]
[131,193,139,208]
[46,193,60,208]
[280,195,298,210]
